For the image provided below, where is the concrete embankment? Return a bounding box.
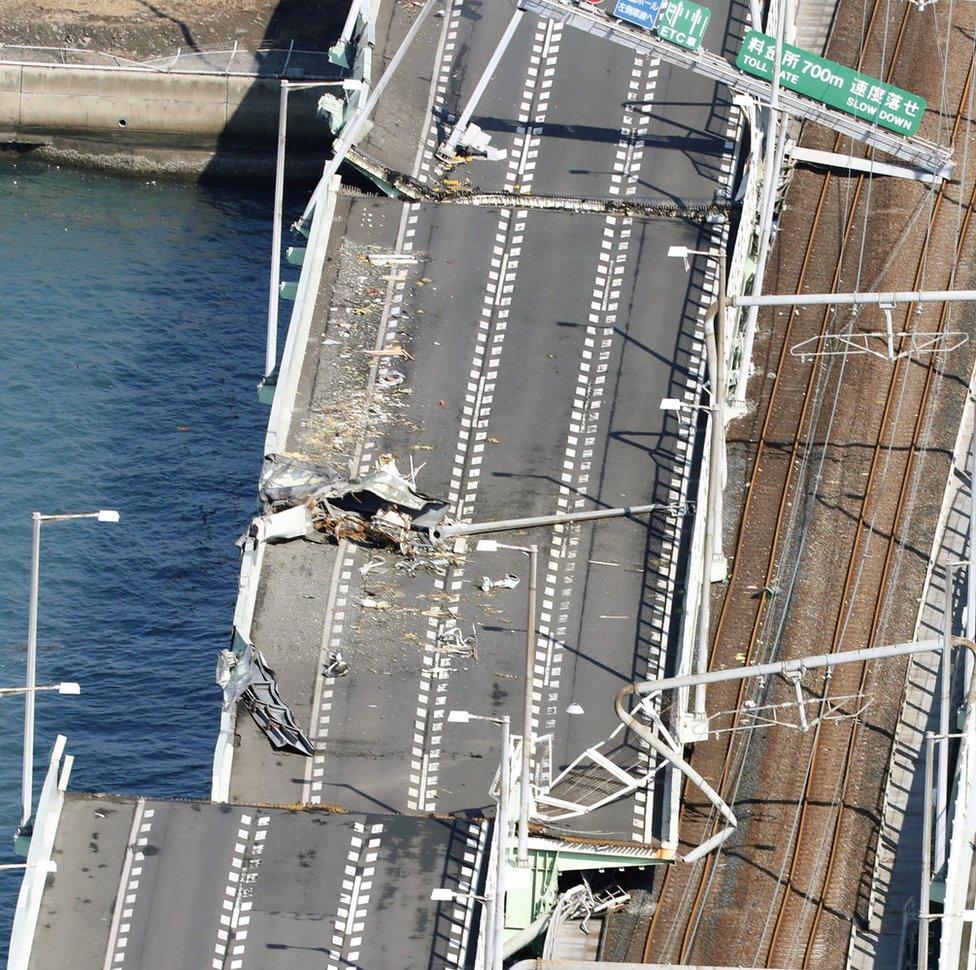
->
[0,65,331,177]
[0,0,348,180]
[0,62,332,180]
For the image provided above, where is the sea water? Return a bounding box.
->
[0,159,282,956]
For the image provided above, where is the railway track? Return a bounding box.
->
[637,1,976,964]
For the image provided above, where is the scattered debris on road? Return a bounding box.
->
[478,573,520,592]
[258,453,455,558]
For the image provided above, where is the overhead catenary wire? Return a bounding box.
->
[649,0,975,958]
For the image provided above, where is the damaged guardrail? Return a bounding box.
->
[320,0,377,136]
[211,175,341,802]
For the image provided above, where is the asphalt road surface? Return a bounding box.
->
[29,794,487,970]
[230,0,745,848]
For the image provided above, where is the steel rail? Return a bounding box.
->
[764,52,976,965]
[643,0,957,957]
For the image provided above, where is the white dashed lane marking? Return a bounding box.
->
[305,0,464,808]
[327,821,383,970]
[212,811,269,970]
[104,799,154,970]
[408,17,563,813]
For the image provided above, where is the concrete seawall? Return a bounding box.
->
[0,63,332,180]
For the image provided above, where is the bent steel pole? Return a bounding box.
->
[695,298,722,715]
[633,637,944,700]
[494,715,510,970]
[624,637,971,865]
[22,513,40,832]
[266,80,289,382]
[517,545,537,868]
[431,502,685,541]
[297,0,440,230]
[440,9,524,158]
[615,684,737,863]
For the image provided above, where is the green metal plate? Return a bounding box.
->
[737,29,926,136]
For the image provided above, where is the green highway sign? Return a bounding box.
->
[654,0,710,51]
[736,29,926,136]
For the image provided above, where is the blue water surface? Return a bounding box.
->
[0,160,281,955]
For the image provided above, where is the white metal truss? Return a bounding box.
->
[533,712,673,822]
[707,691,874,735]
[518,0,953,178]
[791,327,968,362]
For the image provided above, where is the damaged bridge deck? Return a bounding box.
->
[221,0,745,960]
[229,192,720,841]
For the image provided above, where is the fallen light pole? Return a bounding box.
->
[476,540,538,868]
[438,9,523,159]
[667,245,728,713]
[297,0,441,231]
[667,245,727,578]
[430,502,686,542]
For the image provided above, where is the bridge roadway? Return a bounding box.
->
[27,793,487,970]
[230,0,742,842]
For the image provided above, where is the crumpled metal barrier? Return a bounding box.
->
[262,453,446,518]
[259,454,452,553]
[222,644,314,757]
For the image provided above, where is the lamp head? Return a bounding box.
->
[97,510,120,523]
[57,682,81,695]
[447,710,471,724]
[667,244,691,271]
[475,539,499,552]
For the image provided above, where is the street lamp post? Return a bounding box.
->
[2,683,80,698]
[447,710,510,970]
[475,540,537,868]
[262,78,345,397]
[21,510,118,836]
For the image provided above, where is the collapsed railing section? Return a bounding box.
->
[321,0,377,136]
[211,176,341,802]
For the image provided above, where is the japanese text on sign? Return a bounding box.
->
[613,0,665,31]
[736,29,926,136]
[654,0,710,51]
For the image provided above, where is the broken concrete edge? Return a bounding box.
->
[210,173,341,803]
[345,144,738,219]
[8,735,71,970]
